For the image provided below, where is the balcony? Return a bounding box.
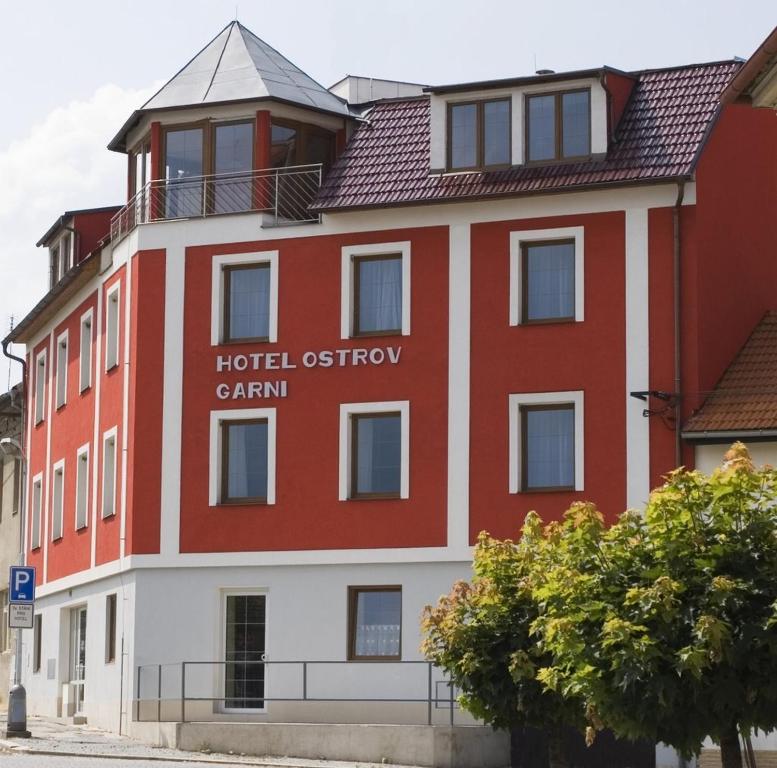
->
[110,164,323,243]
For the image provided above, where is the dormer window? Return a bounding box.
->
[526,89,591,163]
[447,99,511,171]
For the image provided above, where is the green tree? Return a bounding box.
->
[421,523,583,768]
[533,443,777,768]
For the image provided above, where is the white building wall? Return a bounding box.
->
[695,441,777,474]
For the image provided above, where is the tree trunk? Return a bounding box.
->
[720,723,743,768]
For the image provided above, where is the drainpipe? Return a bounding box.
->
[2,338,30,738]
[673,181,686,469]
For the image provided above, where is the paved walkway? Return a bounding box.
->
[0,716,413,767]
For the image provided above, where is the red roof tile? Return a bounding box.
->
[313,61,740,211]
[683,312,777,435]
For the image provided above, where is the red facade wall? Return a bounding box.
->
[179,226,449,553]
[125,251,165,555]
[469,211,628,539]
[46,294,98,581]
[72,211,116,263]
[27,339,49,584]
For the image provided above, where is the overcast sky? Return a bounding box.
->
[0,0,775,387]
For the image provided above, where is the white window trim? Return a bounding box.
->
[79,309,93,393]
[509,227,585,325]
[341,242,411,340]
[220,589,269,713]
[55,330,68,409]
[509,391,584,494]
[105,283,121,371]
[102,427,118,518]
[211,251,279,346]
[51,458,65,541]
[209,407,277,506]
[75,443,90,530]
[34,350,47,424]
[31,472,43,550]
[339,400,410,501]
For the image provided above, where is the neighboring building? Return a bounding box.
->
[3,19,777,765]
[0,384,23,705]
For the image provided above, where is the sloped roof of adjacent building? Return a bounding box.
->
[683,312,777,437]
[312,60,741,211]
[721,25,777,107]
[109,21,350,151]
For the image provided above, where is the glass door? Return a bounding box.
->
[164,127,204,218]
[213,122,254,213]
[224,594,266,710]
[70,606,87,714]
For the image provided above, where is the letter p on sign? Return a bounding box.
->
[9,566,35,603]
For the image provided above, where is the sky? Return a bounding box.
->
[0,0,775,387]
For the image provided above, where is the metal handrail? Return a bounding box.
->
[136,659,460,727]
[110,163,323,242]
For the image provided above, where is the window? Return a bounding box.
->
[447,98,511,171]
[348,587,402,661]
[12,458,20,516]
[213,121,254,214]
[510,227,584,325]
[339,401,410,501]
[75,445,89,530]
[164,126,204,218]
[31,475,42,549]
[0,591,8,651]
[61,233,72,276]
[105,594,117,664]
[33,615,42,673]
[270,119,334,169]
[50,246,59,289]
[35,350,46,424]
[51,460,64,540]
[526,89,591,163]
[341,242,411,339]
[221,420,268,503]
[55,331,68,409]
[211,252,278,345]
[209,408,277,506]
[106,284,120,371]
[509,391,584,494]
[102,429,117,518]
[80,310,93,392]
[1,457,21,519]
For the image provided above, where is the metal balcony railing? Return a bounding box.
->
[110,163,323,242]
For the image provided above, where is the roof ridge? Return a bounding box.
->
[630,58,741,77]
[202,20,236,103]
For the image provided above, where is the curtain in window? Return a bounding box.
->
[354,591,401,657]
[356,415,401,494]
[526,242,574,320]
[358,258,402,333]
[227,422,268,499]
[525,408,575,488]
[229,267,270,339]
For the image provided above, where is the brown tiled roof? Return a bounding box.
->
[313,61,740,211]
[684,312,777,435]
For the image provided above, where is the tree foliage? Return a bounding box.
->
[422,444,777,768]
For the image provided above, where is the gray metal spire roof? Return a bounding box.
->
[109,21,350,151]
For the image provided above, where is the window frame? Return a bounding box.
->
[79,309,93,393]
[446,98,512,172]
[352,254,404,338]
[508,391,584,494]
[349,412,403,500]
[220,418,270,505]
[55,330,68,409]
[339,401,410,501]
[102,427,118,519]
[509,227,585,326]
[51,459,65,541]
[105,282,121,372]
[347,585,402,662]
[222,263,272,344]
[34,350,47,425]
[75,443,90,531]
[31,473,43,550]
[270,116,335,170]
[525,88,592,164]
[341,242,411,340]
[209,408,277,506]
[211,251,279,346]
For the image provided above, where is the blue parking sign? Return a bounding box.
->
[9,566,35,603]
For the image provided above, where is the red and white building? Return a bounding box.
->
[4,20,777,763]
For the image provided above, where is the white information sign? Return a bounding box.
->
[9,603,33,629]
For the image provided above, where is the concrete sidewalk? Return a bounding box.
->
[0,715,415,767]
